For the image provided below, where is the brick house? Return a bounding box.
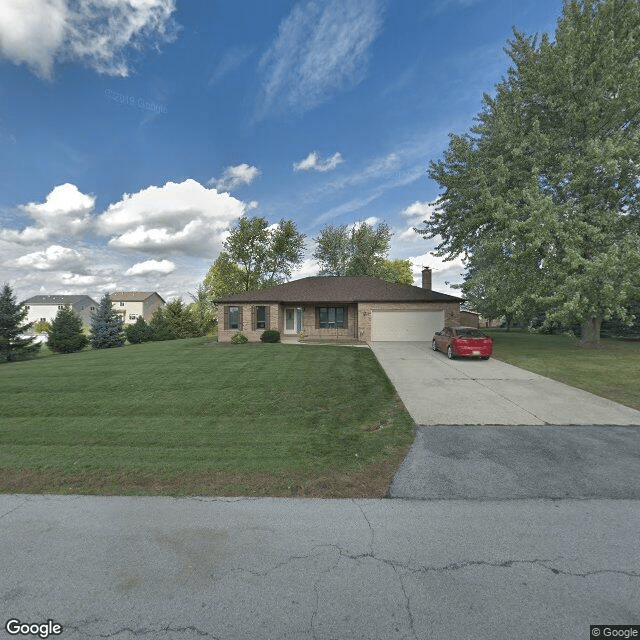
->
[216,268,465,343]
[109,291,165,325]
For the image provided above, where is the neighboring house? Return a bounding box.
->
[21,295,99,329]
[216,267,465,343]
[109,291,165,324]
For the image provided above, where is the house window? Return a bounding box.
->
[90,307,95,311]
[119,302,125,306]
[318,307,345,328]
[129,314,138,320]
[40,318,46,322]
[229,306,239,330]
[256,306,266,329]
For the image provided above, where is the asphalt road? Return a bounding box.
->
[390,425,640,499]
[1,494,639,640]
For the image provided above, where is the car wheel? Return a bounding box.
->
[432,339,437,352]
[481,356,489,360]
[447,345,454,359]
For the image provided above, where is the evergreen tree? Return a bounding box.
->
[125,316,154,344]
[48,307,88,354]
[89,294,125,349]
[0,283,41,362]
[150,299,201,340]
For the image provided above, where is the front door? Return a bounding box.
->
[284,308,303,334]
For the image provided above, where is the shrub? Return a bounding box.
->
[260,330,280,343]
[125,316,154,344]
[150,299,202,341]
[33,320,52,334]
[48,307,88,354]
[231,332,248,344]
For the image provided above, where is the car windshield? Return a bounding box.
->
[455,328,485,338]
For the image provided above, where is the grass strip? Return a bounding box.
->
[0,338,414,496]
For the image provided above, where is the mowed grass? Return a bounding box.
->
[0,338,415,497]
[487,330,640,411]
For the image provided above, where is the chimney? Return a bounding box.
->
[421,266,432,290]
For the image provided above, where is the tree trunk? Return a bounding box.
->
[580,315,603,345]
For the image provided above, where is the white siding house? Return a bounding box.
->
[21,295,99,329]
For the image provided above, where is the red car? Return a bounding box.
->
[432,326,493,360]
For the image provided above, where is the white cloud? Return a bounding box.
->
[349,217,380,231]
[293,151,344,172]
[0,0,177,79]
[15,244,88,272]
[290,257,321,280]
[21,182,95,220]
[60,273,99,287]
[97,179,246,257]
[0,183,95,244]
[125,259,176,276]
[403,200,438,222]
[313,152,401,196]
[406,252,466,295]
[398,200,439,241]
[210,164,260,191]
[256,0,383,118]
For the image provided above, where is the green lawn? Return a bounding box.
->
[0,338,414,497]
[487,329,640,411]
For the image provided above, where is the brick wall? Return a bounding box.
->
[217,303,280,342]
[299,304,357,340]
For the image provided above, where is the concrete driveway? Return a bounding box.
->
[370,341,640,425]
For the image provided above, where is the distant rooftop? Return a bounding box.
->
[21,294,98,306]
[109,291,165,303]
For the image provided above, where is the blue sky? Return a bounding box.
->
[0,0,564,303]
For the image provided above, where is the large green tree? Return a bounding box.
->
[187,283,217,335]
[0,284,41,362]
[313,221,410,281]
[377,259,415,285]
[203,216,305,299]
[222,216,305,291]
[420,0,640,343]
[150,299,202,340]
[47,307,88,354]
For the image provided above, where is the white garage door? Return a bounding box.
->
[371,310,445,341]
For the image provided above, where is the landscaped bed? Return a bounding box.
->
[487,329,640,411]
[0,338,415,497]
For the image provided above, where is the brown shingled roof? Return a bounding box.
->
[215,276,463,303]
[109,291,165,303]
